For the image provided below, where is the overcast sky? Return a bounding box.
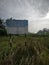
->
[0,0,49,33]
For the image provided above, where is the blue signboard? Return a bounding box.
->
[6,19,28,27]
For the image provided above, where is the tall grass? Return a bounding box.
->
[0,35,49,65]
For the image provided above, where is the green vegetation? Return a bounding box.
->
[0,18,7,36]
[0,34,49,65]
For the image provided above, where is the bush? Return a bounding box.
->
[0,29,7,36]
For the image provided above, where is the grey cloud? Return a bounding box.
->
[0,0,49,18]
[32,0,49,16]
[0,0,49,32]
[26,0,49,16]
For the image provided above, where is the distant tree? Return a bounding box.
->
[0,18,3,24]
[0,18,3,28]
[10,17,12,20]
[0,18,7,36]
[6,17,12,21]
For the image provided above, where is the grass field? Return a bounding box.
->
[0,34,49,65]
